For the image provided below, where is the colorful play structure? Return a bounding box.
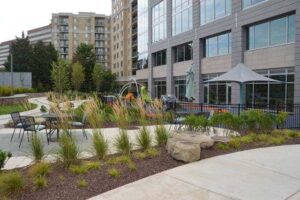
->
[118,79,152,103]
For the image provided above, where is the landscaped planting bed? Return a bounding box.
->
[5,148,183,200]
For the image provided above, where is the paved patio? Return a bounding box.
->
[89,145,300,200]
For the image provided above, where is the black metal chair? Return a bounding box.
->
[68,113,88,139]
[10,112,23,142]
[19,116,47,148]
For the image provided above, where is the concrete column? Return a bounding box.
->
[166,0,173,95]
[294,7,300,103]
[231,0,245,104]
[147,0,154,97]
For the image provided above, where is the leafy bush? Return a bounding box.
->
[108,168,120,178]
[29,162,51,178]
[136,126,152,150]
[216,143,230,151]
[34,176,47,189]
[0,150,12,169]
[92,131,108,160]
[114,130,132,155]
[228,139,241,149]
[239,135,254,144]
[0,171,24,195]
[276,112,289,128]
[58,133,79,167]
[155,125,169,147]
[185,114,209,132]
[30,134,44,161]
[77,179,88,188]
[270,136,286,145]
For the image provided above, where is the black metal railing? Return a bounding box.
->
[176,103,300,129]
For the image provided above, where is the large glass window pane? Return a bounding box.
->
[218,84,227,104]
[200,1,206,25]
[288,15,296,43]
[182,9,189,32]
[254,22,269,48]
[177,46,184,62]
[185,43,192,60]
[226,0,231,15]
[246,83,254,107]
[208,37,218,57]
[253,83,268,105]
[243,0,251,8]
[270,18,287,45]
[205,0,214,23]
[269,83,285,105]
[209,84,217,104]
[215,0,226,19]
[248,26,255,49]
[162,50,166,65]
[218,34,229,55]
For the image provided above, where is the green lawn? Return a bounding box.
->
[0,103,38,115]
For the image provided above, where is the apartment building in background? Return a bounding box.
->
[51,12,111,68]
[27,24,52,44]
[0,40,15,66]
[138,0,300,106]
[111,0,132,81]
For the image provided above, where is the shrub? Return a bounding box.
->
[136,126,152,150]
[108,168,120,178]
[155,125,169,147]
[114,130,132,155]
[216,143,230,151]
[0,171,24,195]
[58,133,79,167]
[256,134,270,143]
[92,131,108,160]
[239,135,254,144]
[276,112,289,128]
[84,161,101,170]
[34,176,47,189]
[185,115,209,132]
[145,148,159,158]
[77,179,88,188]
[30,134,44,161]
[0,86,36,97]
[0,150,12,169]
[29,162,51,178]
[133,152,147,160]
[69,165,88,175]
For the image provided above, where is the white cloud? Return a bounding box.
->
[0,0,111,42]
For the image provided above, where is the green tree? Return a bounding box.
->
[73,43,96,91]
[71,62,85,91]
[51,59,70,93]
[5,32,32,72]
[31,41,58,90]
[92,64,117,93]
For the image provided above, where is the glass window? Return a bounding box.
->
[200,0,231,25]
[175,79,187,101]
[248,14,295,50]
[288,15,296,43]
[270,18,287,45]
[243,0,266,8]
[152,0,167,42]
[153,50,167,67]
[172,0,193,36]
[205,32,231,57]
[254,22,269,48]
[154,80,166,98]
[174,42,193,63]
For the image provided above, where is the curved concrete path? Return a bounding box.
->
[90,145,300,200]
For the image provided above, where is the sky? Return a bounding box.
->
[0,0,111,42]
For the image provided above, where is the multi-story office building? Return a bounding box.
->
[111,0,132,81]
[27,24,52,44]
[0,40,15,66]
[138,0,300,105]
[51,12,111,68]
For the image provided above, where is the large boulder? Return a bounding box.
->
[170,141,201,163]
[171,133,214,149]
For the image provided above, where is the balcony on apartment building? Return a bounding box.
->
[59,18,68,25]
[95,34,105,40]
[60,41,69,47]
[95,27,105,33]
[95,21,105,26]
[59,26,69,32]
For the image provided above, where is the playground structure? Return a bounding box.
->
[118,79,151,102]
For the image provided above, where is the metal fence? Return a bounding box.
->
[176,103,300,129]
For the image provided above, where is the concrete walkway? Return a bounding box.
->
[90,145,300,200]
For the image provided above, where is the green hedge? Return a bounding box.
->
[0,86,36,97]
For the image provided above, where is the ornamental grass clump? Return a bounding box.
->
[0,171,24,196]
[0,150,12,170]
[114,130,133,155]
[84,96,105,128]
[111,101,130,129]
[29,162,51,178]
[108,168,120,178]
[136,126,152,150]
[155,125,169,147]
[29,134,44,161]
[34,176,47,189]
[77,179,88,188]
[92,130,108,160]
[58,133,79,168]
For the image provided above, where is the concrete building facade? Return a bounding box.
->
[0,40,15,66]
[27,25,52,44]
[137,0,300,105]
[51,12,111,68]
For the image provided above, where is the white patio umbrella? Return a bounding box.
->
[204,63,279,104]
[185,64,195,101]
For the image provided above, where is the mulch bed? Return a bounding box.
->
[17,149,183,200]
